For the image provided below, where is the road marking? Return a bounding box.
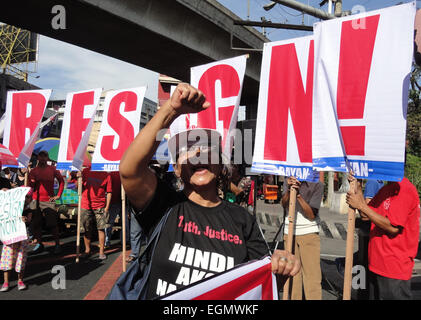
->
[319,220,333,239]
[265,213,272,226]
[321,253,343,259]
[83,250,129,300]
[256,211,359,241]
[325,221,341,240]
[335,223,348,240]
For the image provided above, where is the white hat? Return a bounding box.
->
[167,128,222,164]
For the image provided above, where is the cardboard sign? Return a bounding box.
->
[162,257,277,300]
[91,87,146,171]
[312,2,416,181]
[2,89,51,161]
[0,187,30,245]
[252,36,318,181]
[170,55,247,162]
[56,88,102,171]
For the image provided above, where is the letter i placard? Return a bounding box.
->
[312,2,415,181]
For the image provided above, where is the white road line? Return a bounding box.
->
[326,221,342,240]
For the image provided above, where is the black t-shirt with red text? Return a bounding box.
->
[131,178,268,300]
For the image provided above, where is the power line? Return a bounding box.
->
[279,5,305,16]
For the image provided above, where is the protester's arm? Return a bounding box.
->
[52,169,65,201]
[104,174,112,213]
[296,194,317,221]
[81,169,88,188]
[230,182,244,197]
[28,170,36,189]
[105,192,112,213]
[359,198,371,220]
[281,180,290,208]
[346,182,401,237]
[120,83,209,210]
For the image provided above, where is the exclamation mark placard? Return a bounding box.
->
[336,15,380,156]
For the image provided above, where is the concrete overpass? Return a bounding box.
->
[1,0,268,117]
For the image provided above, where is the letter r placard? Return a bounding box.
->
[3,90,51,158]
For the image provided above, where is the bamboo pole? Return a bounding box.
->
[343,178,357,300]
[282,186,297,300]
[75,174,82,263]
[24,170,28,187]
[121,185,127,272]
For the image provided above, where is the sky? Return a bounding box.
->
[217,0,418,41]
[29,36,159,101]
[6,0,419,101]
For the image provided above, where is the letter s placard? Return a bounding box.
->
[91,87,146,172]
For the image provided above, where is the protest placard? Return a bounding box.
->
[161,256,277,300]
[169,55,247,163]
[2,89,51,161]
[56,88,102,171]
[251,36,318,182]
[91,87,146,172]
[0,187,30,245]
[312,2,416,181]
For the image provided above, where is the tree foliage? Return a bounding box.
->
[406,63,421,194]
[407,63,421,157]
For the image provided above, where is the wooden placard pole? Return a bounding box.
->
[24,170,28,187]
[75,174,82,263]
[343,178,357,300]
[282,186,297,300]
[121,185,127,272]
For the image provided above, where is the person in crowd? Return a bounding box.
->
[346,174,420,300]
[356,179,385,299]
[281,176,324,300]
[80,166,112,260]
[0,170,12,190]
[247,178,255,214]
[105,171,130,250]
[0,188,34,292]
[28,151,64,255]
[14,168,27,187]
[2,167,26,188]
[125,201,145,263]
[119,82,301,299]
[2,168,16,186]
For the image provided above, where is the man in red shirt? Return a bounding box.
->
[28,151,64,254]
[347,176,420,300]
[80,166,112,260]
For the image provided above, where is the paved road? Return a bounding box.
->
[0,230,125,300]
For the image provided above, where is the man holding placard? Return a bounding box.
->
[80,166,112,260]
[28,151,64,255]
[346,176,420,300]
[282,176,324,300]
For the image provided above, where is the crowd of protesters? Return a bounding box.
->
[0,83,420,301]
